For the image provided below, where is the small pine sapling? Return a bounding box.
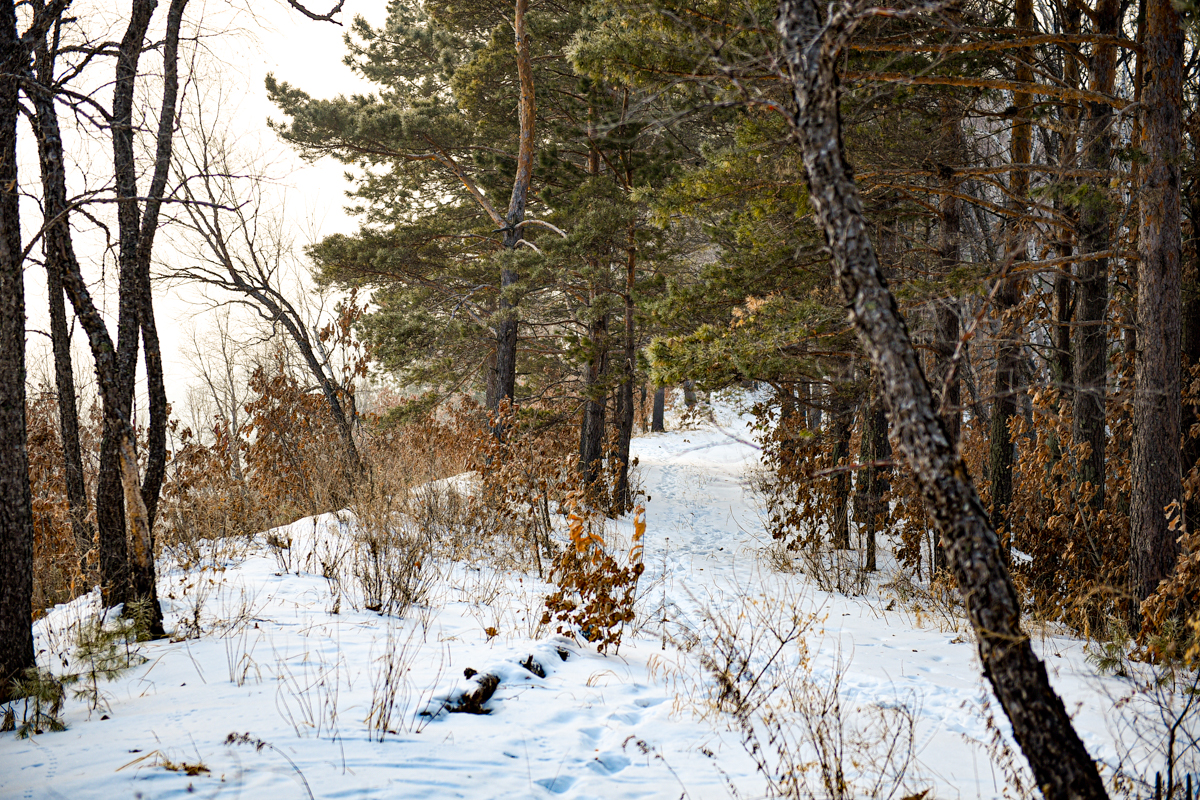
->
[5,668,66,738]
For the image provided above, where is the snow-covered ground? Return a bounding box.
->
[0,394,1171,799]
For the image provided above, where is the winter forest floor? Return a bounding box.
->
[0,393,1183,799]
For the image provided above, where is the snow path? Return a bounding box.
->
[1,394,1144,799]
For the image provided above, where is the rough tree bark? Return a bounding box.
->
[829,388,855,550]
[490,0,536,414]
[1131,0,1184,607]
[1073,0,1119,513]
[579,312,608,489]
[987,0,1034,555]
[0,0,36,702]
[94,0,156,613]
[34,17,93,568]
[651,386,665,432]
[613,236,637,512]
[855,375,890,572]
[776,1,1108,795]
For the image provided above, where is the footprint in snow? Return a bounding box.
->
[588,751,631,774]
[536,775,577,794]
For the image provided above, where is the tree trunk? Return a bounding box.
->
[1182,167,1200,533]
[34,87,157,645]
[829,390,854,550]
[1052,3,1081,406]
[613,240,637,513]
[933,129,962,575]
[987,0,1033,557]
[1073,0,1119,513]
[491,0,536,415]
[579,312,608,490]
[34,20,93,570]
[95,0,156,612]
[135,0,189,537]
[651,386,665,432]
[775,2,1108,795]
[856,376,890,572]
[987,275,1021,555]
[0,0,35,703]
[1132,0,1184,608]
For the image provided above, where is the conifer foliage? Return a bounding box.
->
[5,0,1200,789]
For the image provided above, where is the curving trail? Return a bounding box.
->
[0,393,1139,799]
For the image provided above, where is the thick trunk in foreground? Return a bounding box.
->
[776,2,1107,796]
[1132,0,1184,608]
[0,0,35,702]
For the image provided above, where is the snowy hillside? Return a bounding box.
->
[0,395,1167,799]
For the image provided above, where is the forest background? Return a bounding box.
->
[3,0,1200,795]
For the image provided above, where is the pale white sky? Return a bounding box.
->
[23,0,380,426]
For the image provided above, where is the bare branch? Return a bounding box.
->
[285,0,344,25]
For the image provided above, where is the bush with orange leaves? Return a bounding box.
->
[241,359,355,526]
[752,400,841,553]
[541,500,646,654]
[1002,388,1132,637]
[25,388,99,613]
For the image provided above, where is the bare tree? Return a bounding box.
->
[181,309,253,486]
[0,0,71,702]
[168,125,363,475]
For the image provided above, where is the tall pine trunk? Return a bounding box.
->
[829,390,855,550]
[579,312,608,490]
[1073,0,1119,513]
[491,0,536,414]
[613,239,637,512]
[1132,0,1184,607]
[988,0,1034,555]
